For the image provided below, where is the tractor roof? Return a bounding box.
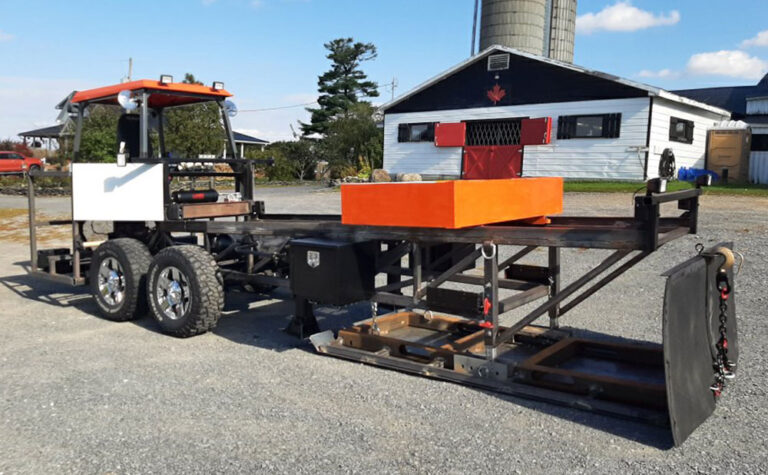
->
[71,79,232,108]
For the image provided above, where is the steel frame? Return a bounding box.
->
[21,82,733,444]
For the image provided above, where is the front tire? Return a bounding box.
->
[90,238,152,321]
[147,245,224,338]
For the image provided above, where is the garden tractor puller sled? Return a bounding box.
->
[26,77,740,446]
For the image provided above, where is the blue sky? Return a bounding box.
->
[1,0,767,142]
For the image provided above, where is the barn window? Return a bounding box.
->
[557,113,621,139]
[465,119,522,146]
[669,117,694,144]
[398,123,435,142]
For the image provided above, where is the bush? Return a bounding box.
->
[0,139,34,156]
[248,140,321,181]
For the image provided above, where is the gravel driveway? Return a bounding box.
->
[0,187,766,473]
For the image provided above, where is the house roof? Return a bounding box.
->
[18,124,66,138]
[71,79,232,108]
[673,74,768,117]
[381,45,730,116]
[233,131,269,145]
[746,115,768,125]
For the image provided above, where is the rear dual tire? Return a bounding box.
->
[146,245,224,338]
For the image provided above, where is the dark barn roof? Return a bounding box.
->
[381,45,727,116]
[673,74,768,118]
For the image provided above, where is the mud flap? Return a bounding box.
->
[662,243,737,446]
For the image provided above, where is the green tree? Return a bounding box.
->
[163,73,226,158]
[301,38,379,136]
[66,105,121,163]
[262,140,319,181]
[321,102,383,177]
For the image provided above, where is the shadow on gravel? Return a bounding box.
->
[120,286,367,353]
[488,390,674,449]
[0,268,95,314]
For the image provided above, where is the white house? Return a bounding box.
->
[380,46,730,181]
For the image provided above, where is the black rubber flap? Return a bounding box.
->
[662,254,716,446]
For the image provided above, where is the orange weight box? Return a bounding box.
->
[341,178,563,229]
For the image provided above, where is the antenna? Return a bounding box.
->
[121,57,133,83]
[390,77,398,101]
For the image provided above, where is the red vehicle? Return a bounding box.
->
[0,151,43,174]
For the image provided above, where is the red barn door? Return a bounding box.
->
[463,145,522,179]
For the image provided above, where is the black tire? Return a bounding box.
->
[90,238,152,321]
[146,245,224,338]
[28,165,40,173]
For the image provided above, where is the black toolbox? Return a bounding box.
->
[289,239,376,305]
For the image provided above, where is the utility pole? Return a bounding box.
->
[390,77,398,101]
[471,0,479,56]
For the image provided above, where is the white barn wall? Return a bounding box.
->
[647,98,727,179]
[384,97,652,180]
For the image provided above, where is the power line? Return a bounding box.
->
[238,101,318,112]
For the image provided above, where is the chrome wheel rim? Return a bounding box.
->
[155,266,190,320]
[97,257,125,307]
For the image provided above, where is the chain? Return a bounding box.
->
[711,270,735,397]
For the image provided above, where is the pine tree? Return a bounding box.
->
[301,38,379,136]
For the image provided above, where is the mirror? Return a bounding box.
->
[117,90,138,111]
[223,100,238,117]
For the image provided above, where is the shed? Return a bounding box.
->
[233,131,269,157]
[380,46,729,180]
[19,123,70,151]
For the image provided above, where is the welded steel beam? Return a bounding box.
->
[497,250,631,346]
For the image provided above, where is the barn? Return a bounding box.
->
[380,46,730,180]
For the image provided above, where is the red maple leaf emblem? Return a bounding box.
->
[487,84,506,104]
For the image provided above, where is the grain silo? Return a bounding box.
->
[479,0,577,63]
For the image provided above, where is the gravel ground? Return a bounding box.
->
[0,187,767,473]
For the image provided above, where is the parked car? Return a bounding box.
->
[0,151,43,174]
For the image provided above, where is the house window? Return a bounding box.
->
[669,117,694,144]
[752,134,768,152]
[465,119,522,146]
[557,113,622,139]
[398,123,435,142]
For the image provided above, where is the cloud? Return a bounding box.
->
[637,69,681,79]
[0,76,94,140]
[576,1,680,35]
[741,30,768,48]
[0,29,14,42]
[686,50,768,80]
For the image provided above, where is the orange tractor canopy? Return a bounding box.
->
[71,79,232,108]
